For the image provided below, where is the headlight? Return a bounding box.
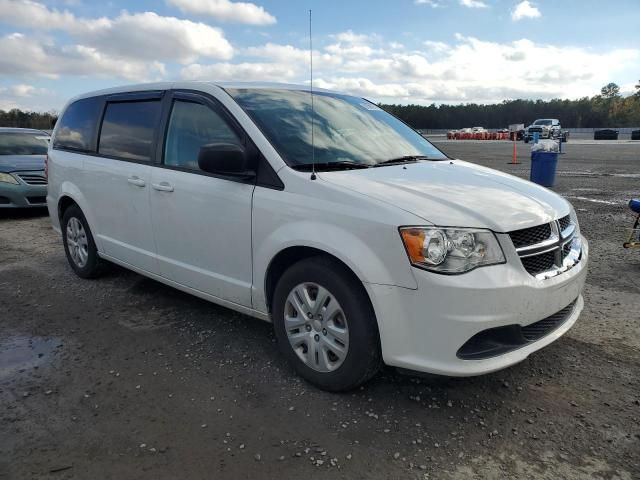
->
[399,227,505,274]
[0,173,18,184]
[569,205,580,235]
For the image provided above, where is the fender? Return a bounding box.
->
[252,220,418,314]
[58,181,105,253]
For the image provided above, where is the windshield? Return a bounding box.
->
[226,88,447,167]
[533,120,552,126]
[0,132,49,155]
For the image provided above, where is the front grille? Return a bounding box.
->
[558,214,571,232]
[521,300,576,341]
[521,250,556,275]
[457,299,578,360]
[509,223,552,248]
[27,196,47,205]
[509,215,581,279]
[17,173,47,185]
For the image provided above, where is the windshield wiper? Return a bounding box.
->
[292,161,372,172]
[373,155,430,167]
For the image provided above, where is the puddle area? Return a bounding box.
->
[0,335,63,380]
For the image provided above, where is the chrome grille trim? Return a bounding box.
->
[17,172,47,185]
[509,215,581,279]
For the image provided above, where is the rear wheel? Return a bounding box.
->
[272,256,381,391]
[62,205,103,279]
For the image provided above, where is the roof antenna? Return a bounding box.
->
[309,9,316,180]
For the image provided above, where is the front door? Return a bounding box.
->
[150,93,254,306]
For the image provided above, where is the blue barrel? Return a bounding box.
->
[530,151,559,187]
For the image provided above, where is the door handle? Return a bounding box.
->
[127,176,146,187]
[152,182,174,192]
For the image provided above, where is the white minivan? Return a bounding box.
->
[47,82,588,391]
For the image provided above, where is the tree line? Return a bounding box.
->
[381,82,640,129]
[0,108,57,131]
[1,82,639,131]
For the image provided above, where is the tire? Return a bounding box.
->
[524,137,529,143]
[272,256,382,391]
[61,204,103,279]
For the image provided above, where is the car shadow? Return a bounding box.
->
[0,207,49,221]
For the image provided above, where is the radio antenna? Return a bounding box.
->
[309,9,316,180]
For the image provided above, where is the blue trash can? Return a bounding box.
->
[530,151,559,187]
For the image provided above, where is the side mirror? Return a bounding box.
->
[198,143,254,177]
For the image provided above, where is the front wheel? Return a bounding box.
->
[272,256,381,391]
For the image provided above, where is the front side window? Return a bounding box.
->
[98,100,161,161]
[0,132,49,155]
[164,100,241,170]
[227,88,447,168]
[53,97,102,152]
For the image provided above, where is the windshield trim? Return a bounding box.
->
[222,88,450,170]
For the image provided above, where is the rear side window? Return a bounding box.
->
[98,101,161,162]
[53,97,102,152]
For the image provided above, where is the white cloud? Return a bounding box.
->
[77,12,233,63]
[315,78,410,98]
[460,0,488,8]
[512,1,541,20]
[0,0,78,30]
[414,0,442,6]
[166,0,276,25]
[0,33,166,80]
[331,30,371,44]
[181,62,297,82]
[0,83,52,110]
[198,35,639,105]
[0,0,234,63]
[424,40,449,54]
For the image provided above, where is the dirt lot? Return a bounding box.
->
[1,141,639,479]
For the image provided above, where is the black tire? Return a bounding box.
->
[61,204,103,279]
[272,256,382,391]
[524,136,529,144]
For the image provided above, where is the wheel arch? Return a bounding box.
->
[55,183,102,251]
[57,195,78,221]
[264,246,369,316]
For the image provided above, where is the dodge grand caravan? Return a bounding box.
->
[47,82,588,391]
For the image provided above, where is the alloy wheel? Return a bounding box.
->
[284,282,349,372]
[66,217,89,268]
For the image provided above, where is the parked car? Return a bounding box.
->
[524,119,561,143]
[47,82,588,391]
[0,128,49,208]
[594,129,619,140]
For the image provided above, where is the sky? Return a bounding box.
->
[0,0,639,112]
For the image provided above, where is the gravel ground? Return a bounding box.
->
[1,141,639,479]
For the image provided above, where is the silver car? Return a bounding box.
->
[0,128,49,208]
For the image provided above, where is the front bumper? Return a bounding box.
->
[366,235,588,376]
[0,182,47,208]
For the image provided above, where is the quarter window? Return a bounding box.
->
[164,100,241,170]
[53,97,102,152]
[98,100,161,161]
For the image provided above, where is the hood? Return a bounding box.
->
[0,154,45,173]
[319,160,570,232]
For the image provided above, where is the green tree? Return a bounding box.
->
[600,82,621,99]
